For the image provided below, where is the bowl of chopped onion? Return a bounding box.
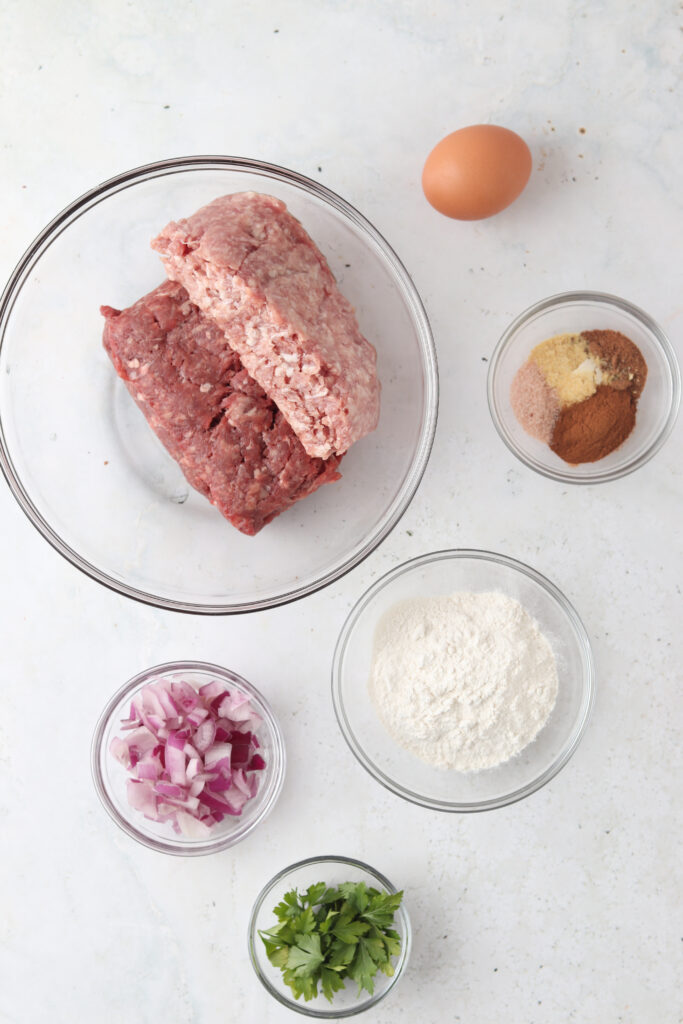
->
[91,660,285,855]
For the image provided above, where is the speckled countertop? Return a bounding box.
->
[1,2,681,1022]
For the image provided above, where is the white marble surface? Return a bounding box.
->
[1,1,681,1021]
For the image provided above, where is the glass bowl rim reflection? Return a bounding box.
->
[247,853,412,1018]
[486,289,680,484]
[331,548,595,813]
[0,154,438,614]
[91,658,286,856]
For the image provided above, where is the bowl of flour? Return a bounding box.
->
[331,549,594,811]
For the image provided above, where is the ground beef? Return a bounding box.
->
[151,192,380,459]
[101,280,342,535]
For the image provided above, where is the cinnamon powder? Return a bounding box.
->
[550,385,636,463]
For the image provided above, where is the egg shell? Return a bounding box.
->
[422,124,532,220]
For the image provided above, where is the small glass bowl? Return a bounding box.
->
[91,660,285,855]
[487,291,680,483]
[248,855,411,1018]
[332,550,594,812]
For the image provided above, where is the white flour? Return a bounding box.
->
[368,591,558,772]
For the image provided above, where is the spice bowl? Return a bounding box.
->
[91,660,285,855]
[248,855,411,1017]
[487,291,680,483]
[332,550,594,812]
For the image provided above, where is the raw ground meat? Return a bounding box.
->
[151,192,380,459]
[101,280,342,535]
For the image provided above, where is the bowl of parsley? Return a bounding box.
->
[248,854,411,1017]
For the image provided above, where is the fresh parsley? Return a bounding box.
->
[259,880,404,1003]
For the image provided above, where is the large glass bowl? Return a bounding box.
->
[487,291,680,484]
[91,660,285,856]
[332,550,594,812]
[248,855,411,1018]
[0,157,437,612]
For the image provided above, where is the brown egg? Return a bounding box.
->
[422,124,532,220]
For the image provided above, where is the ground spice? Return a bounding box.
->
[530,333,599,405]
[510,360,560,442]
[583,329,647,398]
[510,326,648,465]
[550,385,636,463]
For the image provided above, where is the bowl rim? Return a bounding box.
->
[247,853,411,1018]
[0,154,438,614]
[331,548,595,813]
[90,658,286,856]
[486,289,681,484]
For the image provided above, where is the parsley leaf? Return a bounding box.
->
[319,886,342,905]
[259,881,404,1004]
[347,937,378,995]
[332,918,370,944]
[320,966,346,1002]
[327,939,357,968]
[287,933,324,977]
[282,967,318,1002]
[362,926,388,964]
[382,927,402,958]
[273,889,303,921]
[317,909,338,935]
[292,906,316,935]
[361,890,404,929]
[305,882,327,905]
[262,940,289,969]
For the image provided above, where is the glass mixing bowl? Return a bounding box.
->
[0,157,437,612]
[332,549,594,812]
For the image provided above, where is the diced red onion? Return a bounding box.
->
[136,752,163,780]
[166,731,188,787]
[109,735,131,765]
[175,810,212,838]
[110,676,267,837]
[126,779,157,817]
[193,718,216,753]
[204,741,232,768]
[171,680,199,711]
[186,706,209,727]
[198,681,226,701]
